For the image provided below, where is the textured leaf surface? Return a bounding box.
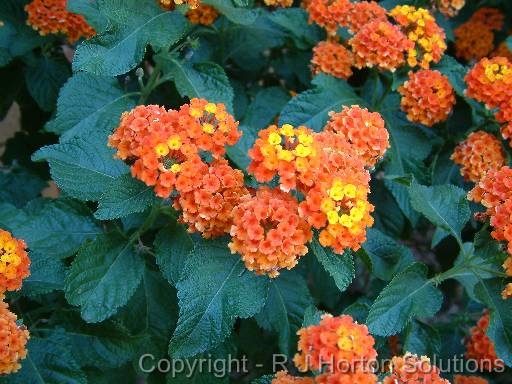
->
[19,252,65,297]
[311,236,354,292]
[169,239,268,358]
[367,263,443,336]
[403,320,441,357]
[65,233,145,323]
[203,0,260,25]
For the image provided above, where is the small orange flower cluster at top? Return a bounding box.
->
[398,69,455,127]
[160,0,200,10]
[25,0,95,44]
[186,4,219,25]
[383,353,450,384]
[264,0,293,8]
[431,0,465,17]
[0,230,30,293]
[0,296,29,375]
[389,5,447,69]
[465,312,504,371]
[465,57,512,146]
[229,187,312,277]
[453,375,488,384]
[451,131,506,183]
[311,41,354,80]
[454,8,504,61]
[272,371,314,384]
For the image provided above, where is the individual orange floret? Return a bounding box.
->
[186,4,219,25]
[454,21,494,62]
[465,312,504,371]
[0,296,29,375]
[432,0,465,17]
[316,371,378,384]
[464,57,512,110]
[177,98,241,158]
[25,0,95,44]
[311,41,354,80]
[468,166,512,213]
[342,1,387,34]
[272,371,314,384]
[159,0,175,10]
[454,375,488,384]
[173,159,249,238]
[349,20,413,72]
[324,105,389,167]
[389,5,447,69]
[294,314,377,373]
[305,0,352,35]
[229,187,312,278]
[501,283,512,299]
[469,7,504,31]
[398,69,455,126]
[248,124,319,192]
[383,353,450,384]
[451,131,505,183]
[492,42,512,62]
[0,230,30,293]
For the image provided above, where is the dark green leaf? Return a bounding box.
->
[403,320,441,357]
[311,236,354,292]
[19,252,65,297]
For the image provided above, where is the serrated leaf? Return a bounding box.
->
[255,270,312,355]
[10,199,102,259]
[65,233,145,323]
[302,306,323,327]
[18,252,65,297]
[154,223,193,286]
[403,320,441,357]
[169,238,268,358]
[279,74,366,131]
[95,174,158,220]
[409,181,470,242]
[343,299,372,323]
[73,0,187,76]
[367,263,443,336]
[157,56,234,113]
[361,228,414,281]
[44,72,136,140]
[0,331,87,384]
[311,236,354,292]
[203,0,260,25]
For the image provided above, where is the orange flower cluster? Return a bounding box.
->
[316,371,378,384]
[311,41,354,80]
[432,0,465,17]
[272,371,314,384]
[160,0,200,9]
[109,100,241,199]
[468,166,512,212]
[305,0,352,35]
[454,376,488,384]
[454,21,494,62]
[0,230,30,293]
[470,7,504,31]
[398,69,455,126]
[25,0,95,43]
[465,312,504,371]
[0,296,29,375]
[502,283,512,299]
[174,159,249,238]
[186,4,219,25]
[451,131,506,183]
[324,106,389,167]
[349,20,413,72]
[383,353,450,384]
[228,187,312,278]
[294,314,377,373]
[264,0,293,7]
[248,124,319,192]
[341,1,387,34]
[389,5,447,69]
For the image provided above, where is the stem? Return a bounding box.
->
[138,61,163,104]
[129,204,161,245]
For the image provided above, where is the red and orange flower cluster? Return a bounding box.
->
[311,41,354,80]
[383,353,450,384]
[0,230,31,375]
[25,0,95,43]
[307,1,446,77]
[431,0,465,17]
[186,4,219,25]
[398,69,455,126]
[465,312,504,371]
[453,375,488,384]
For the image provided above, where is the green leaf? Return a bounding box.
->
[1,331,86,384]
[44,72,136,139]
[65,233,145,323]
[24,56,70,112]
[310,236,354,292]
[361,228,414,281]
[67,0,108,31]
[279,75,366,131]
[255,270,312,355]
[267,8,323,49]
[474,279,512,366]
[302,305,323,327]
[403,320,441,357]
[18,252,65,297]
[73,0,188,76]
[507,36,512,51]
[95,174,158,220]
[409,181,470,243]
[157,56,234,113]
[343,299,372,324]
[169,238,268,358]
[11,199,102,259]
[33,135,128,201]
[366,263,443,336]
[203,0,260,25]
[0,168,47,208]
[154,223,193,286]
